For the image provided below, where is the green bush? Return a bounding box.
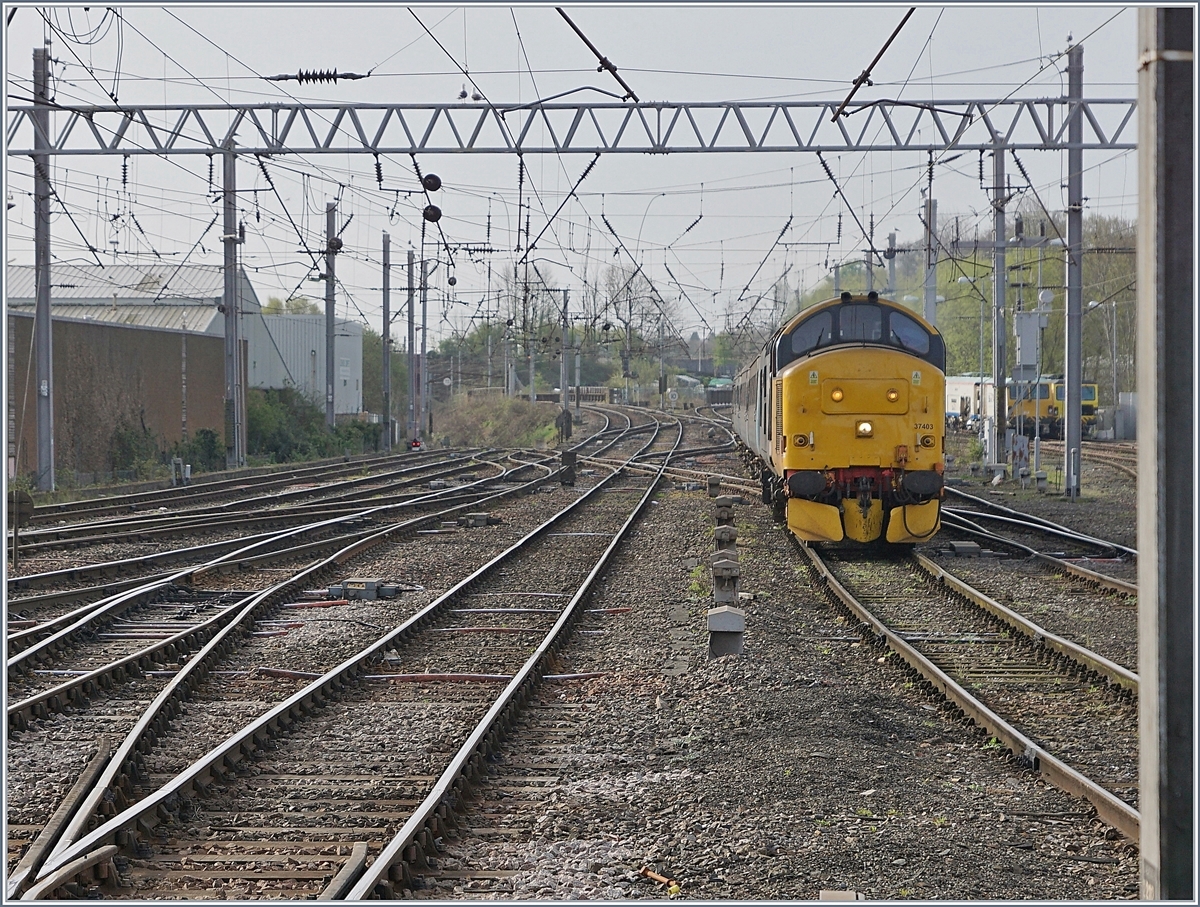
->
[966,438,985,462]
[246,388,382,463]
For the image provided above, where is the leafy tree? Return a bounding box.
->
[361,327,409,420]
[263,295,320,315]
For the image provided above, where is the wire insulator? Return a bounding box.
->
[207,154,213,193]
[297,69,338,84]
[121,155,128,187]
[1012,152,1032,186]
[979,151,985,189]
[374,155,383,187]
[837,212,843,243]
[256,155,274,189]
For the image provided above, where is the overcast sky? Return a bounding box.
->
[4,4,1139,343]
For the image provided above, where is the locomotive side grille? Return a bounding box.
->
[774,379,784,452]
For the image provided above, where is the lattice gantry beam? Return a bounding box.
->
[6,97,1136,156]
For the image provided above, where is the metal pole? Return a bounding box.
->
[181,321,188,444]
[560,288,569,412]
[574,344,581,413]
[865,249,874,293]
[1137,8,1194,899]
[924,199,938,326]
[407,250,416,443]
[420,259,428,441]
[222,149,241,469]
[833,263,840,294]
[32,45,54,490]
[991,146,1007,465]
[658,314,665,410]
[8,312,16,480]
[1111,301,1118,408]
[382,232,391,451]
[487,332,493,388]
[324,201,337,429]
[1064,44,1084,498]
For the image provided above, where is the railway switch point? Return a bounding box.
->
[707,476,722,497]
[707,605,745,657]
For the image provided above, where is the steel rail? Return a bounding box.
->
[346,422,679,898]
[11,455,504,555]
[944,486,1138,558]
[23,450,449,524]
[8,456,508,595]
[800,543,1140,842]
[7,460,552,728]
[940,506,1131,557]
[13,453,494,546]
[29,421,668,895]
[21,456,563,893]
[938,511,1138,596]
[913,552,1138,692]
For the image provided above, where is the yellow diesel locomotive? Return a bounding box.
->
[732,291,946,545]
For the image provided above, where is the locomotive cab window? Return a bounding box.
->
[889,311,930,355]
[789,310,833,357]
[839,304,882,341]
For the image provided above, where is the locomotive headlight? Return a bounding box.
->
[830,387,844,402]
[793,433,809,448]
[856,421,874,437]
[886,388,900,403]
[919,434,936,449]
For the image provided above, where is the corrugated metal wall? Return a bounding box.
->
[258,315,362,413]
[8,314,226,478]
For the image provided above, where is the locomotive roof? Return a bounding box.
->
[775,291,941,342]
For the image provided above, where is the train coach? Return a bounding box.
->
[732,291,946,545]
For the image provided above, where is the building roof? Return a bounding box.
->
[5,262,233,302]
[4,262,264,334]
[6,303,221,333]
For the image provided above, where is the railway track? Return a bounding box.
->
[939,487,1137,592]
[801,544,1139,842]
[14,418,680,899]
[1038,440,1137,479]
[10,453,499,557]
[6,455,561,734]
[21,451,461,527]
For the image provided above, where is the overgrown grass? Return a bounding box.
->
[432,396,559,448]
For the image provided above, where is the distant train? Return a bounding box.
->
[944,375,1099,439]
[1006,378,1099,438]
[732,291,946,545]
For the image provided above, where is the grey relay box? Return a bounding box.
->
[326,578,399,600]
